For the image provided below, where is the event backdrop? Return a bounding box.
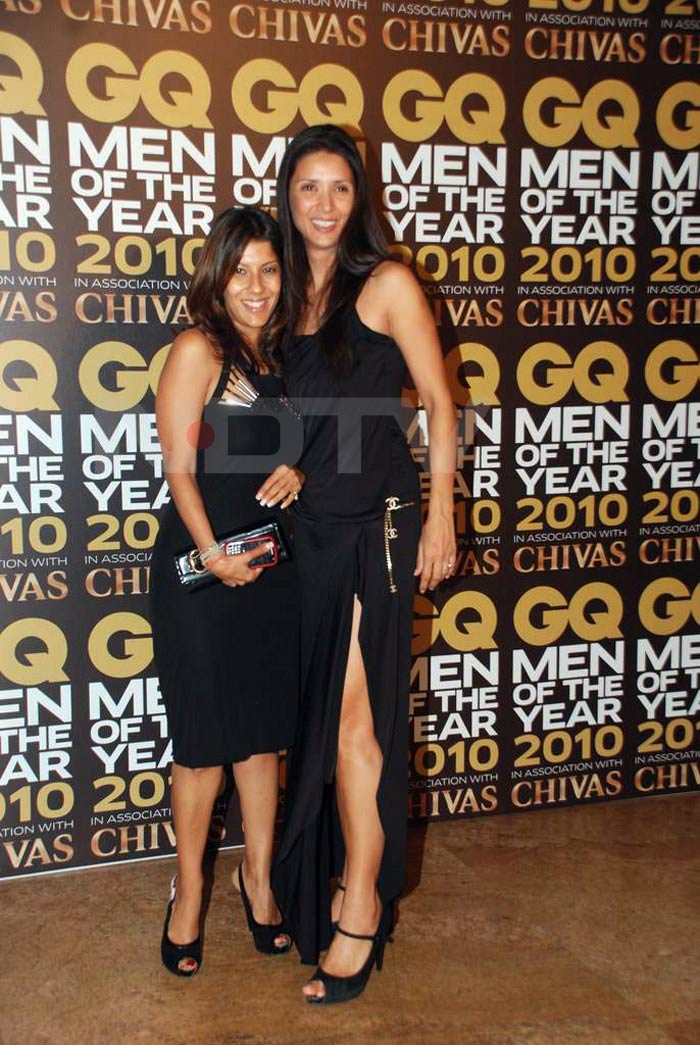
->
[1,0,699,879]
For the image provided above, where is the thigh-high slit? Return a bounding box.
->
[272,504,420,965]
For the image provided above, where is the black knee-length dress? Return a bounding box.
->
[150,362,301,768]
[272,306,421,965]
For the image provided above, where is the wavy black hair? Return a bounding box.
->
[186,206,284,375]
[276,125,388,368]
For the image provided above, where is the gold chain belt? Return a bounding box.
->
[384,495,417,594]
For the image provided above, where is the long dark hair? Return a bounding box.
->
[187,206,285,375]
[276,125,388,368]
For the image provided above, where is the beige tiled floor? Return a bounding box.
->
[2,794,698,1045]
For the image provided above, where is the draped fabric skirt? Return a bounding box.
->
[272,502,421,965]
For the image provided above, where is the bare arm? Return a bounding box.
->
[156,328,218,550]
[156,329,265,586]
[357,261,457,592]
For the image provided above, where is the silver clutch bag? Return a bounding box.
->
[173,519,291,590]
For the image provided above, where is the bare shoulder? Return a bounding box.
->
[369,259,420,297]
[168,325,215,364]
[371,260,426,316]
[357,260,423,333]
[158,327,218,402]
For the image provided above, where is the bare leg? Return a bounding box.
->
[331,863,348,925]
[232,752,289,948]
[303,597,384,1000]
[168,763,222,970]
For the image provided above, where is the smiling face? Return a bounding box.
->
[288,150,356,255]
[222,238,281,345]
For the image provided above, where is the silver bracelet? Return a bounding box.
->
[199,541,223,565]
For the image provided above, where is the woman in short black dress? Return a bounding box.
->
[271,127,457,1004]
[150,208,303,976]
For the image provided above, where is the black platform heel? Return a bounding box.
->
[306,903,394,1006]
[160,876,202,977]
[237,865,292,955]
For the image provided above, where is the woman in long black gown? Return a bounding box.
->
[271,126,457,1003]
[151,207,303,976]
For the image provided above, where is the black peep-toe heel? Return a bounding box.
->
[160,876,202,977]
[237,865,292,955]
[306,902,394,1005]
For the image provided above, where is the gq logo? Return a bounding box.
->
[0,32,44,116]
[0,619,68,685]
[88,612,153,678]
[79,342,170,411]
[645,341,700,402]
[383,71,505,144]
[639,578,700,637]
[65,44,211,128]
[231,60,363,134]
[517,341,629,405]
[445,343,500,407]
[412,592,498,654]
[656,83,700,150]
[0,339,58,411]
[514,584,623,646]
[523,79,639,148]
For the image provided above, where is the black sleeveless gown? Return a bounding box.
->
[150,363,301,768]
[272,307,421,965]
